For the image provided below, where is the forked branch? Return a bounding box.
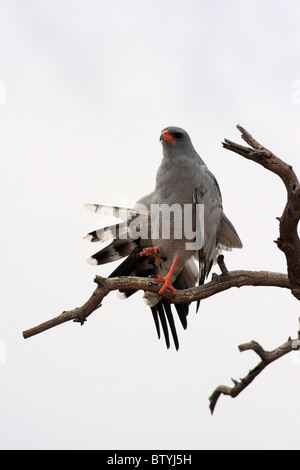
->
[223,125,300,300]
[209,330,300,414]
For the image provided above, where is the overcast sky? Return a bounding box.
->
[1,0,300,450]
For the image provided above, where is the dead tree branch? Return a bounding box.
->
[209,327,300,415]
[223,125,300,300]
[22,269,289,339]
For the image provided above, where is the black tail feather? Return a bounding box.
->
[150,300,180,351]
[174,303,188,330]
[162,300,179,351]
[172,275,189,329]
[151,306,160,340]
[156,302,170,349]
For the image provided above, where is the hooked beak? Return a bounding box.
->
[160,130,176,143]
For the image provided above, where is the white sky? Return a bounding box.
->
[1,0,300,450]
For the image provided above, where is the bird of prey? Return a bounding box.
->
[84,126,242,350]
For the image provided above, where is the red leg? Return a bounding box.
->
[155,256,180,296]
[139,246,161,266]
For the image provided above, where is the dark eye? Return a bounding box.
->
[174,132,182,140]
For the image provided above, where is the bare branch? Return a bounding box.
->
[22,269,289,339]
[209,332,300,415]
[223,125,300,300]
[223,125,299,190]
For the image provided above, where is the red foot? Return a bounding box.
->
[155,256,180,296]
[155,274,177,296]
[139,246,161,266]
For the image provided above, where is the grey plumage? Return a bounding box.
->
[152,127,222,282]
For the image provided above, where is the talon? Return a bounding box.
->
[155,275,177,296]
[139,246,161,266]
[155,256,180,296]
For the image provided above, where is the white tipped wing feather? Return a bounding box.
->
[84,203,148,219]
[84,201,242,253]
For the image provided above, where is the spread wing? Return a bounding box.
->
[84,194,196,350]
